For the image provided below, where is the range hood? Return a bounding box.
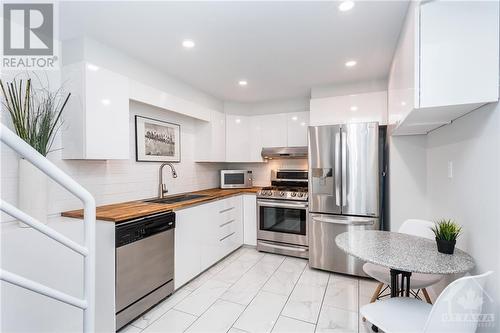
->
[261,146,308,159]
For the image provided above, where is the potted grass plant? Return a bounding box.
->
[0,77,70,226]
[431,219,462,254]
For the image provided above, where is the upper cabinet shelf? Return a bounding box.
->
[389,0,499,136]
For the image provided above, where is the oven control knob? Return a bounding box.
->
[279,191,285,196]
[297,193,303,197]
[291,192,296,197]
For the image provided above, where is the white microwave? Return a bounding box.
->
[220,170,253,189]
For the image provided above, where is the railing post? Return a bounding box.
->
[83,199,96,333]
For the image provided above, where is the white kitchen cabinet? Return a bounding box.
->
[256,114,288,148]
[62,62,129,159]
[225,115,262,162]
[310,91,387,126]
[243,194,257,246]
[174,204,204,289]
[389,1,499,135]
[175,195,244,289]
[286,112,309,147]
[195,110,226,162]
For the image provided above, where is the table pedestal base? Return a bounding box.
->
[371,269,412,332]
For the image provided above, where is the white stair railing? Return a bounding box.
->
[0,123,96,333]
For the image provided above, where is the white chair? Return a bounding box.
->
[361,271,493,333]
[363,219,443,304]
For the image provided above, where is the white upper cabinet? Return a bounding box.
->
[310,91,388,126]
[256,113,288,148]
[286,112,309,147]
[225,115,262,162]
[62,62,129,159]
[195,110,226,162]
[389,1,499,135]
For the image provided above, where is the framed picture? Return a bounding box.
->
[135,115,181,162]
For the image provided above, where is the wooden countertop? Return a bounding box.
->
[61,187,261,223]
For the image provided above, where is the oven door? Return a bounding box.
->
[257,199,308,246]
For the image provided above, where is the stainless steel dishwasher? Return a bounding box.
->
[115,211,175,331]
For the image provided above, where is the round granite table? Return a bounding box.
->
[335,230,475,298]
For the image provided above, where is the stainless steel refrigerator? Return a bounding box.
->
[308,122,381,277]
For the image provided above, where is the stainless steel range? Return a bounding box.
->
[256,170,309,258]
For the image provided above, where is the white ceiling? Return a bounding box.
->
[59,1,409,103]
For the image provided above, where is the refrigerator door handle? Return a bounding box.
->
[334,132,341,207]
[341,131,347,207]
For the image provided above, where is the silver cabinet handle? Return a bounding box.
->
[335,132,341,207]
[219,232,235,242]
[219,207,235,214]
[219,219,235,227]
[341,131,347,207]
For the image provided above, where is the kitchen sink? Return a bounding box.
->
[144,194,208,204]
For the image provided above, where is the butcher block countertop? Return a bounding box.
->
[61,187,261,223]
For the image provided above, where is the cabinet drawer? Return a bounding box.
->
[219,218,238,239]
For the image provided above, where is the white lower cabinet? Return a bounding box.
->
[174,195,244,289]
[243,195,257,246]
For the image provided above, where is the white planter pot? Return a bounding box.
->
[18,158,48,227]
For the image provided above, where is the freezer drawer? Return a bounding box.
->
[308,214,379,277]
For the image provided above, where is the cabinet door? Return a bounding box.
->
[287,112,309,147]
[174,206,203,289]
[85,64,129,159]
[226,115,251,162]
[243,195,257,246]
[419,1,499,108]
[257,114,287,148]
[196,110,226,162]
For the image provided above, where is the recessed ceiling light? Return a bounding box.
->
[350,105,358,111]
[238,80,248,86]
[401,101,407,106]
[339,1,355,12]
[300,122,306,126]
[182,39,195,48]
[101,99,110,105]
[292,116,298,121]
[235,118,241,124]
[345,60,357,68]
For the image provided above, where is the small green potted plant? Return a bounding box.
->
[431,219,462,254]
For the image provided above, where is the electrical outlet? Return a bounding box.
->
[447,161,453,179]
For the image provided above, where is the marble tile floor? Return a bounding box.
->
[120,247,381,333]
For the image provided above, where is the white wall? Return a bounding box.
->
[311,79,388,99]
[224,98,309,116]
[388,134,429,231]
[226,158,308,187]
[388,101,500,326]
[426,102,500,327]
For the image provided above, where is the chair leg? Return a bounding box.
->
[362,283,385,322]
[422,288,432,304]
[370,283,385,303]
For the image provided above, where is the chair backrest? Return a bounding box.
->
[423,271,493,333]
[399,219,435,239]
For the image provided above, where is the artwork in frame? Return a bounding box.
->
[135,115,181,162]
